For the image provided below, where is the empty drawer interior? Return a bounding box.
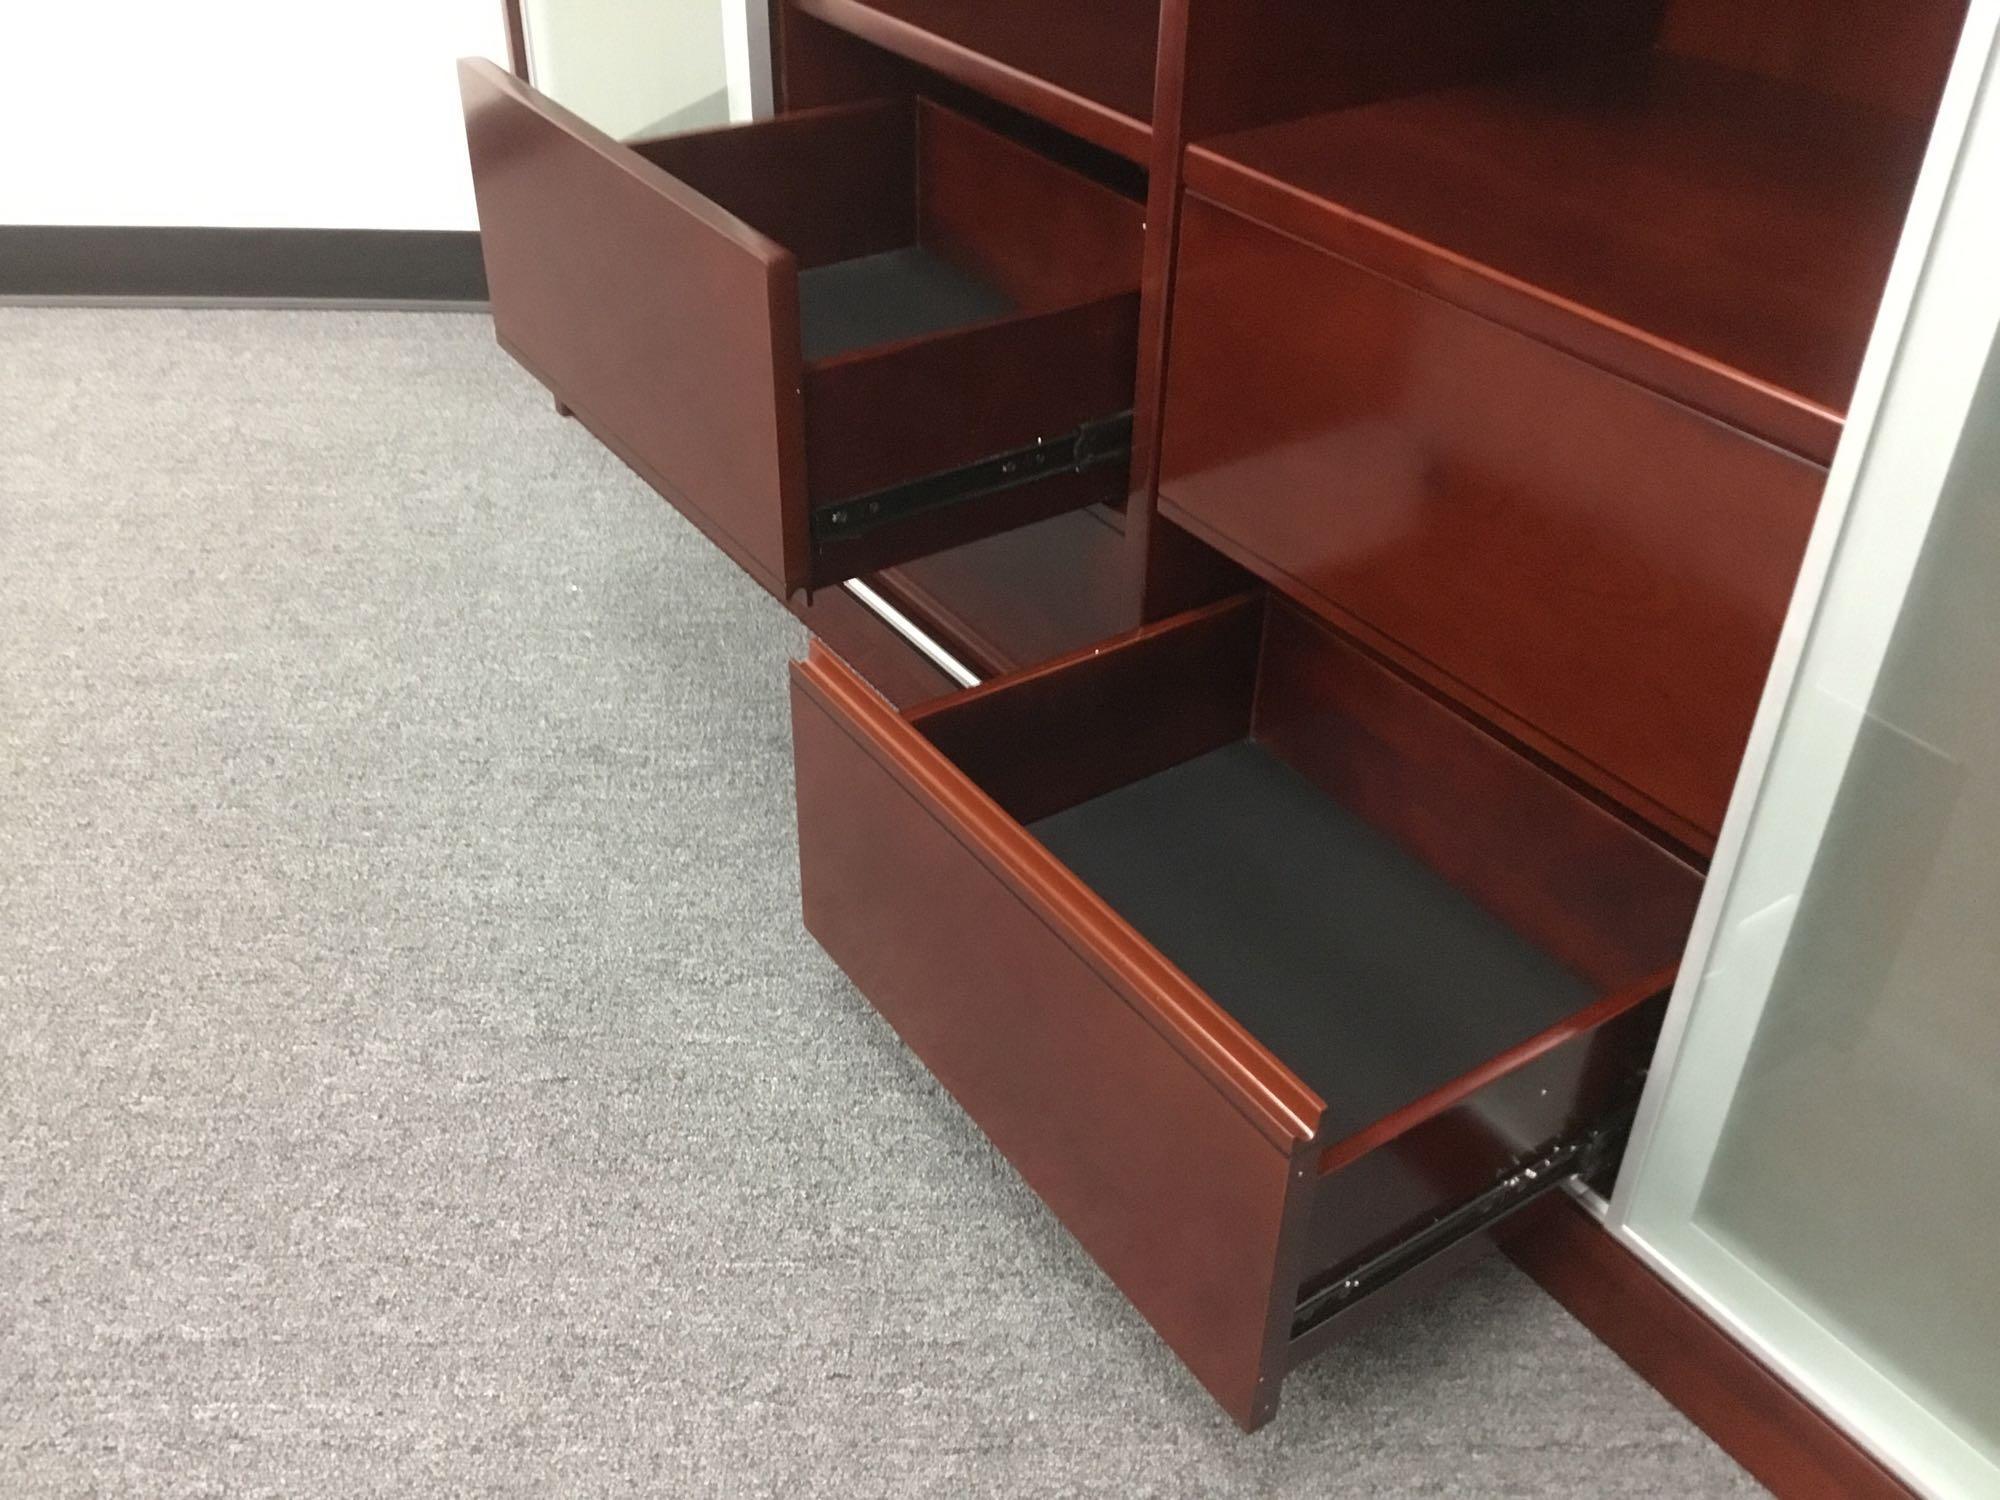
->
[635,95,1140,368]
[911,592,1703,1146]
[462,60,1143,600]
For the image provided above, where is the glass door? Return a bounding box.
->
[515,0,769,138]
[1612,8,2000,1496]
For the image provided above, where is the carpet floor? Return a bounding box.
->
[0,308,1760,1497]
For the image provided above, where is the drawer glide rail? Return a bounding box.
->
[1290,1118,1626,1342]
[811,410,1133,543]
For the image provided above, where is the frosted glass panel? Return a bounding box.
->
[1691,335,2000,1461]
[1585,12,1997,1491]
[523,0,732,139]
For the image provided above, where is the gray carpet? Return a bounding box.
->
[0,309,1760,1497]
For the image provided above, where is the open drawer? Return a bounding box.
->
[459,61,1143,599]
[790,592,1703,1427]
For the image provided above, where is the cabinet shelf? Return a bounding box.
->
[1187,54,1930,462]
[792,0,1159,162]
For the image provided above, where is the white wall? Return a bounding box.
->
[1,3,509,230]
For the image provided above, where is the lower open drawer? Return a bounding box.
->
[460,61,1142,600]
[790,592,1702,1427]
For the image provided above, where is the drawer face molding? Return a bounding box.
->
[790,639,1308,1429]
[460,62,1142,600]
[1158,194,1824,846]
[792,594,1701,1426]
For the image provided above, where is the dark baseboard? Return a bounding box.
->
[0,226,487,302]
[1501,1197,1914,1500]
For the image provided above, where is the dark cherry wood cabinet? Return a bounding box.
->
[793,595,1699,1424]
[463,0,1967,1456]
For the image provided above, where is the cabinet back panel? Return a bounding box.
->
[911,595,1263,824]
[1178,0,1666,139]
[915,98,1145,309]
[1658,0,1970,117]
[634,100,913,270]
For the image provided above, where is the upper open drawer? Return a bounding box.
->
[791,591,1703,1425]
[458,61,1143,599]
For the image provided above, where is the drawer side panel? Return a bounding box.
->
[791,653,1302,1426]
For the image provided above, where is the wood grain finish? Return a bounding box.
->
[912,594,1263,822]
[1659,0,1968,118]
[799,638,1325,1152]
[1504,1196,1920,1499]
[791,0,1161,161]
[633,101,915,270]
[502,0,529,79]
[1303,984,1667,1293]
[495,0,1961,1465]
[1255,605,1701,992]
[772,1,923,113]
[790,586,959,708]
[868,508,1139,677]
[792,643,1314,1427]
[1159,193,1822,846]
[1135,0,1665,621]
[794,593,1704,1425]
[1188,53,1928,457]
[802,297,1139,507]
[462,72,1143,601]
[461,58,807,597]
[1176,0,1665,140]
[917,98,1145,307]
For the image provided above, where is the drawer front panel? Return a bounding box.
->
[463,66,1144,602]
[460,60,805,597]
[791,646,1306,1428]
[1158,193,1824,843]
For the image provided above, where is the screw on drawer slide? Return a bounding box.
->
[1290,1118,1628,1342]
[810,410,1134,544]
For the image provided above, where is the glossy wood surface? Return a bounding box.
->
[790,0,1160,160]
[1134,0,1662,617]
[634,101,915,270]
[772,1,921,112]
[916,97,1145,307]
[792,595,1704,1424]
[1255,604,1701,993]
[903,590,1697,1103]
[796,94,1143,522]
[790,586,958,708]
[1302,984,1666,1290]
[464,74,1142,601]
[461,58,807,597]
[911,590,1695,1163]
[1189,54,1928,458]
[803,297,1138,505]
[912,594,1263,822]
[492,0,1968,1456]
[1176,0,1663,140]
[1504,1196,1921,1499]
[868,507,1138,676]
[801,639,1325,1150]
[791,643,1312,1427]
[1159,193,1822,846]
[1659,0,1968,118]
